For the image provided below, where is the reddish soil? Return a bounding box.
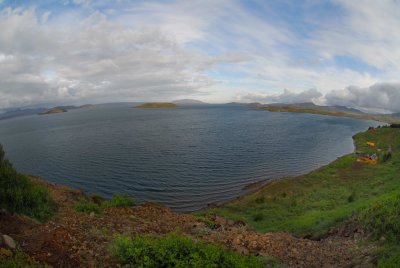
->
[0,177,375,267]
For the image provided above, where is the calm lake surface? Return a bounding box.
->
[0,104,379,211]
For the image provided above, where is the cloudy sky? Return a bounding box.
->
[0,0,400,112]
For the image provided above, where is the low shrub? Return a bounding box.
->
[358,191,400,242]
[74,198,101,214]
[75,194,135,214]
[0,144,56,221]
[110,233,267,268]
[102,194,135,208]
[358,191,400,266]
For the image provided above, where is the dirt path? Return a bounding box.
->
[0,177,374,267]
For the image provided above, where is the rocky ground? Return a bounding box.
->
[0,176,376,267]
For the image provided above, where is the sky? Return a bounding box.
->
[0,0,400,112]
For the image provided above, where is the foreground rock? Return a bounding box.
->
[1,234,16,249]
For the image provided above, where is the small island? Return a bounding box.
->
[136,102,177,108]
[38,107,67,115]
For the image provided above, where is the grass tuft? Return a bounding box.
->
[74,194,135,214]
[110,233,271,268]
[0,144,56,221]
[74,198,101,214]
[101,194,135,208]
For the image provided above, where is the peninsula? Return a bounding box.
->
[260,102,400,124]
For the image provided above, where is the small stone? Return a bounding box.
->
[2,235,16,249]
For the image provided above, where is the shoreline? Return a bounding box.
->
[3,125,398,267]
[199,125,398,235]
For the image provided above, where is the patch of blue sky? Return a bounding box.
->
[334,55,382,75]
[205,62,250,80]
[238,0,344,37]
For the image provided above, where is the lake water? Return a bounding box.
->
[0,104,379,211]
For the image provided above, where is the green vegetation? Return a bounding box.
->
[102,194,135,208]
[200,127,400,238]
[110,233,270,268]
[358,190,400,267]
[0,144,56,221]
[136,102,177,108]
[74,194,135,214]
[261,105,400,124]
[74,198,102,214]
[0,249,42,268]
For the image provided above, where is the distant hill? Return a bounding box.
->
[261,102,400,124]
[0,104,94,120]
[268,102,365,114]
[38,107,67,115]
[173,99,206,105]
[136,102,177,108]
[0,108,48,120]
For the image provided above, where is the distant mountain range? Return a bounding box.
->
[0,104,93,120]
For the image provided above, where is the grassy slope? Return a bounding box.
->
[0,145,56,221]
[262,105,400,124]
[136,102,177,108]
[200,127,400,238]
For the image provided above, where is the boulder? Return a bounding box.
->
[2,235,16,249]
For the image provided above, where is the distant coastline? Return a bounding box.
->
[260,104,400,124]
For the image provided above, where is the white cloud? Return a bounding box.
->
[235,82,400,114]
[234,88,323,104]
[325,83,400,113]
[311,0,400,73]
[0,0,400,111]
[0,7,219,108]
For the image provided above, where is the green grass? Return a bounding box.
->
[74,194,135,214]
[74,198,102,214]
[358,190,400,267]
[0,144,56,221]
[102,194,135,208]
[0,249,43,268]
[199,127,400,238]
[109,233,273,268]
